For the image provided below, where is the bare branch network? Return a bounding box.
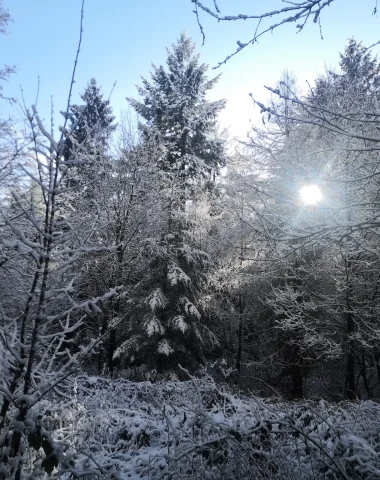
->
[190,0,380,67]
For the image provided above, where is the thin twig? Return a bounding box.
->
[194,3,206,46]
[61,0,85,140]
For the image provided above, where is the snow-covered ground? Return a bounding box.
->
[25,373,380,479]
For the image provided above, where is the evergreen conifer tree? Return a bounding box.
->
[312,39,380,109]
[128,32,226,193]
[63,78,116,161]
[115,33,226,372]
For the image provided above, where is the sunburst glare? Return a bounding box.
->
[300,185,323,205]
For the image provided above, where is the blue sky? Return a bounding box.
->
[1,0,380,138]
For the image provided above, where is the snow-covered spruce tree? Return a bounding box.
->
[116,33,226,371]
[61,78,116,190]
[311,38,380,112]
[128,32,225,187]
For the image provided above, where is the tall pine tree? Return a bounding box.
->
[63,78,116,161]
[311,38,380,111]
[128,32,226,192]
[114,33,226,372]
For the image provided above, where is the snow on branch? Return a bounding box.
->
[251,87,380,145]
[190,0,335,68]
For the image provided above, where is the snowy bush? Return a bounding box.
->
[4,374,380,479]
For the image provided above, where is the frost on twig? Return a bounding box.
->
[189,1,377,68]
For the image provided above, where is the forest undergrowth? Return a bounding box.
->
[20,373,380,479]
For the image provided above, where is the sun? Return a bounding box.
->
[299,184,323,205]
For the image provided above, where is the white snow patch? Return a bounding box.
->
[170,315,189,333]
[167,263,191,286]
[143,315,165,337]
[147,288,167,312]
[157,339,174,356]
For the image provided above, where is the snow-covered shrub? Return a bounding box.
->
[7,374,380,478]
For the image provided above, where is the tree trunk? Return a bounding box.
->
[108,329,116,377]
[344,255,357,400]
[345,314,356,400]
[360,355,372,398]
[98,316,108,375]
[374,351,380,388]
[235,293,245,383]
[291,364,303,400]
